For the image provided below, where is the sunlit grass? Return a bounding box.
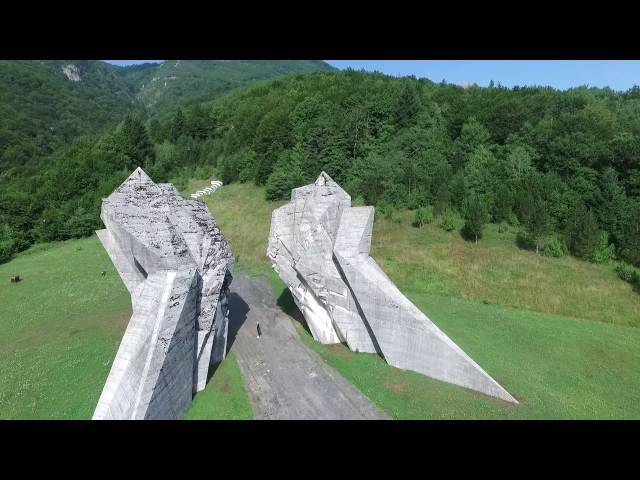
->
[182,352,253,420]
[372,211,640,328]
[0,237,131,419]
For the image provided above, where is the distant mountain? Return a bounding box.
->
[0,60,335,174]
[120,60,335,115]
[0,60,142,172]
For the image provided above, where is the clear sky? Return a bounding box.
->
[102,60,640,91]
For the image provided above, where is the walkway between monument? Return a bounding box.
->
[227,274,390,420]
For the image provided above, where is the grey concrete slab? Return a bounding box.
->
[94,168,234,420]
[228,274,390,420]
[267,172,518,404]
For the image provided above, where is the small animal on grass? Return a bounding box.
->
[10,275,21,283]
[101,271,106,276]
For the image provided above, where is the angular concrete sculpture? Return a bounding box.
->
[94,168,234,419]
[267,172,517,403]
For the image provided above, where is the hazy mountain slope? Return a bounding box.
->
[0,60,334,174]
[0,60,142,173]
[131,60,335,114]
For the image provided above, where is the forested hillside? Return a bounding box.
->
[0,60,142,174]
[152,71,635,268]
[0,60,335,262]
[130,60,335,114]
[0,60,333,176]
[203,71,640,271]
[1,68,639,289]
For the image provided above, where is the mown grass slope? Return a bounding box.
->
[0,233,252,419]
[0,237,130,419]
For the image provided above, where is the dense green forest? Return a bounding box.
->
[0,60,332,176]
[1,68,639,288]
[0,60,142,173]
[130,60,335,114]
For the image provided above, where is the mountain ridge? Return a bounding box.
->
[0,60,334,174]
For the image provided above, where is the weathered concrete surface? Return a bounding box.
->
[94,168,234,420]
[267,172,517,404]
[228,274,389,420]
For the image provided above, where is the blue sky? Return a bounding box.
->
[103,60,640,91]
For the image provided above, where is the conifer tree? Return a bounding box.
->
[170,107,186,142]
[463,194,489,243]
[565,204,600,259]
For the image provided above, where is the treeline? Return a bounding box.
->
[0,110,217,263]
[2,70,640,289]
[208,71,640,271]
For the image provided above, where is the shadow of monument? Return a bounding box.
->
[205,360,221,384]
[226,291,250,352]
[203,292,248,388]
[276,287,312,336]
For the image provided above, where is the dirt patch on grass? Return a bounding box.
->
[385,379,412,395]
[325,343,352,358]
[217,377,232,394]
[96,307,133,337]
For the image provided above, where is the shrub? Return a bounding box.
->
[516,232,536,251]
[542,236,568,258]
[591,232,615,263]
[462,195,489,243]
[440,208,459,232]
[0,224,18,264]
[376,202,393,221]
[374,203,398,224]
[352,195,366,207]
[615,263,639,284]
[390,209,402,224]
[497,221,510,234]
[415,206,433,228]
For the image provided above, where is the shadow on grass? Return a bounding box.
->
[205,360,221,384]
[515,232,536,251]
[459,225,483,243]
[276,286,312,336]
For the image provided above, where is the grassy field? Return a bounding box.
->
[182,352,253,420]
[372,212,640,328]
[185,178,287,270]
[198,180,640,419]
[0,237,131,419]
[2,177,639,419]
[0,235,252,419]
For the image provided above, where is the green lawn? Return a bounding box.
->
[182,352,253,420]
[0,237,130,419]
[0,236,252,419]
[2,178,639,419]
[372,212,640,328]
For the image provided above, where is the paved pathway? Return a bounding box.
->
[227,274,389,420]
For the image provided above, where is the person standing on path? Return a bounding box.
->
[257,322,262,338]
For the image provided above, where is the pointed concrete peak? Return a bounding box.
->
[110,167,157,198]
[315,171,335,187]
[127,167,153,184]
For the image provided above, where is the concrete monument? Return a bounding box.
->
[267,172,517,403]
[94,168,234,419]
